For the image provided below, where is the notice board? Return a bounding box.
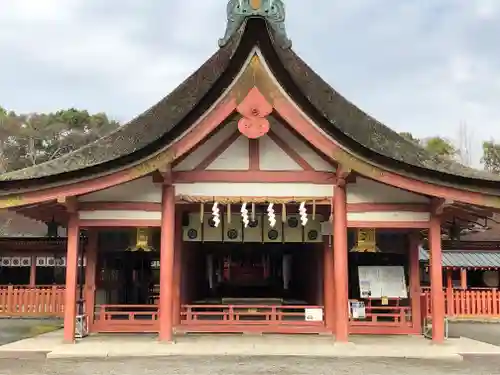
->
[357,265,407,299]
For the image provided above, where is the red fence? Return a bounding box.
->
[0,285,65,317]
[179,304,326,334]
[422,288,500,318]
[348,298,415,335]
[93,304,159,333]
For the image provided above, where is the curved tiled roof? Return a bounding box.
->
[1,17,500,192]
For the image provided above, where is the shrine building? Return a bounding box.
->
[2,0,500,344]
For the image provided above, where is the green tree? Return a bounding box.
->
[481,140,500,174]
[0,107,120,172]
[400,132,457,160]
[422,136,457,159]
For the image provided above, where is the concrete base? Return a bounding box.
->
[1,330,500,360]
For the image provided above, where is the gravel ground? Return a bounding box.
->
[0,356,500,375]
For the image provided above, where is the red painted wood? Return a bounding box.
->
[63,213,79,343]
[409,232,422,332]
[172,170,336,184]
[460,269,467,289]
[333,183,349,342]
[180,304,325,334]
[0,285,64,317]
[323,239,334,332]
[348,221,430,229]
[172,210,183,326]
[93,305,159,333]
[429,214,445,343]
[422,288,500,318]
[249,138,260,170]
[159,185,175,342]
[236,87,273,139]
[29,255,36,287]
[79,220,161,228]
[79,202,161,211]
[84,230,98,331]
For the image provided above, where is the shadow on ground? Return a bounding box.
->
[0,318,62,346]
[449,321,500,346]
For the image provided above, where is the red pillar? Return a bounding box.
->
[84,230,98,331]
[460,268,467,289]
[63,213,79,343]
[323,238,334,332]
[409,232,422,333]
[29,255,36,287]
[429,214,445,343]
[172,210,183,327]
[159,184,175,342]
[333,183,349,342]
[446,269,454,316]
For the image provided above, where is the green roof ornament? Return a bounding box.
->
[219,0,292,49]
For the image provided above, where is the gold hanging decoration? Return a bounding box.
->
[350,228,380,252]
[282,203,286,222]
[199,203,204,223]
[312,200,316,220]
[227,203,231,223]
[126,227,154,252]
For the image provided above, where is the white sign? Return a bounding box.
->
[358,266,407,299]
[350,301,366,319]
[305,308,323,322]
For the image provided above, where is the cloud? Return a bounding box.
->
[0,0,499,166]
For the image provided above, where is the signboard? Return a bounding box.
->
[305,308,323,322]
[358,266,408,299]
[349,301,366,319]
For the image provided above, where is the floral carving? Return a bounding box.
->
[236,87,273,139]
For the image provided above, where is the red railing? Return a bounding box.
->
[0,285,65,317]
[93,304,159,333]
[180,304,326,334]
[348,299,414,334]
[422,287,500,318]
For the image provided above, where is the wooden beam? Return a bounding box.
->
[172,170,336,184]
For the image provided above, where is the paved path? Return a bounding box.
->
[1,355,500,375]
[449,322,500,346]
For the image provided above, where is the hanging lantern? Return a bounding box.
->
[350,228,379,252]
[127,227,154,252]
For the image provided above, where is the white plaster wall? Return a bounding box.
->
[78,210,161,220]
[347,211,430,222]
[271,121,335,172]
[173,122,237,171]
[0,210,47,237]
[79,177,161,203]
[347,178,429,203]
[259,134,302,171]
[206,135,249,170]
[175,183,333,197]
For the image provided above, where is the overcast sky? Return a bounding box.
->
[0,0,499,166]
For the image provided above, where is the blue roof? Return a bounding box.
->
[419,246,500,267]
